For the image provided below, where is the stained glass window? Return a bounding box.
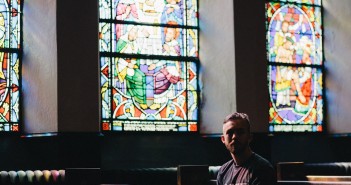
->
[0,0,22,132]
[99,0,199,132]
[266,0,324,132]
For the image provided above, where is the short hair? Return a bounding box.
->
[164,21,180,39]
[223,112,251,131]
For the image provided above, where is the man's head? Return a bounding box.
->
[281,21,289,33]
[128,26,138,41]
[282,36,294,51]
[164,21,180,42]
[221,112,252,156]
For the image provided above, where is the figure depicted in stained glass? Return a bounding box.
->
[116,0,139,40]
[274,21,292,52]
[138,58,181,110]
[139,0,164,15]
[267,3,322,126]
[155,61,180,95]
[116,26,148,109]
[162,0,183,25]
[116,25,140,54]
[276,36,294,64]
[294,36,313,114]
[162,21,181,56]
[275,36,311,110]
[275,37,295,107]
[116,0,139,21]
[116,26,182,112]
[100,0,199,131]
[271,9,304,62]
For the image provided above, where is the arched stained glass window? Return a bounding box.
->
[99,0,199,132]
[0,0,22,132]
[266,0,324,132]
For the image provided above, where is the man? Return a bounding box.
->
[217,112,276,185]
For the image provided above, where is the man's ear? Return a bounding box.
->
[221,135,225,144]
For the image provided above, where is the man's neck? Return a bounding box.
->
[231,148,253,166]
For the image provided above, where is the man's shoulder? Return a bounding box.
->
[251,153,274,170]
[220,159,234,169]
[218,159,234,173]
[217,159,234,184]
[249,153,277,184]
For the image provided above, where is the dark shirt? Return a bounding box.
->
[217,153,276,185]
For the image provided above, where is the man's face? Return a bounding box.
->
[284,40,293,50]
[282,21,289,33]
[128,28,138,41]
[165,28,176,42]
[221,119,252,155]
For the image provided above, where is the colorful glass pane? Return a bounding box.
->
[267,0,323,132]
[10,53,19,123]
[111,57,186,115]
[0,4,9,48]
[187,62,197,90]
[107,0,196,26]
[105,24,199,57]
[101,57,111,119]
[186,0,198,26]
[0,52,11,123]
[269,66,323,122]
[100,0,112,19]
[0,0,21,50]
[187,90,198,120]
[100,0,199,132]
[186,29,198,57]
[113,24,187,56]
[10,0,20,49]
[99,23,112,52]
[267,3,322,65]
[0,0,21,132]
[100,58,199,131]
[274,0,321,6]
